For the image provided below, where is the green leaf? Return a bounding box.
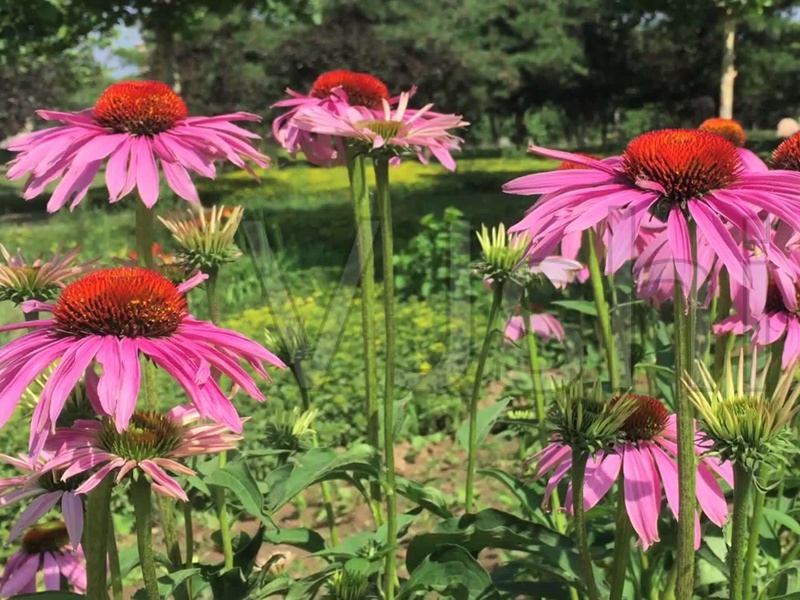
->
[208,460,263,519]
[399,544,498,600]
[477,468,544,521]
[764,508,800,536]
[456,399,511,452]
[405,509,582,588]
[265,444,379,512]
[132,569,200,599]
[551,300,598,316]
[495,581,573,599]
[263,527,326,553]
[396,477,454,518]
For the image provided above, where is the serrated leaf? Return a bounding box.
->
[399,544,498,600]
[396,477,454,518]
[208,460,263,518]
[456,398,511,452]
[764,508,800,536]
[265,444,379,512]
[551,300,598,316]
[405,509,582,588]
[263,527,325,553]
[132,569,200,599]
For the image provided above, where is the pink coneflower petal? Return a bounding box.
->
[61,492,84,548]
[6,81,268,211]
[8,491,61,542]
[583,452,621,511]
[623,444,661,549]
[1,553,39,596]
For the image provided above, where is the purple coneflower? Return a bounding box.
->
[6,81,269,211]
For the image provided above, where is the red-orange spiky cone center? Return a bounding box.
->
[771,132,800,171]
[699,118,747,147]
[53,268,186,338]
[622,129,740,203]
[309,70,389,109]
[616,394,669,441]
[94,81,187,136]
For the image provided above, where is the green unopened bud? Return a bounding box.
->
[473,223,528,284]
[0,245,94,305]
[550,381,635,454]
[262,407,319,455]
[264,325,311,367]
[158,205,244,273]
[328,558,372,600]
[683,352,800,475]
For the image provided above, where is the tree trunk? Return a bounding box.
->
[151,19,176,89]
[719,12,736,119]
[513,108,528,149]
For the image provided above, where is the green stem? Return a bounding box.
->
[521,302,566,532]
[571,450,601,600]
[465,281,504,513]
[132,476,160,600]
[713,269,732,381]
[609,483,633,600]
[586,229,620,391]
[673,223,698,600]
[135,202,155,269]
[742,467,765,600]
[731,464,753,600]
[743,339,785,599]
[204,268,235,572]
[183,499,194,568]
[346,148,383,527]
[375,158,398,599]
[84,477,112,600]
[205,268,222,325]
[107,515,124,600]
[292,359,339,546]
[215,450,235,571]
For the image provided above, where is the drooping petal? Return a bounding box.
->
[623,444,662,550]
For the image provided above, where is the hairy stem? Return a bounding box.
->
[571,451,600,600]
[346,148,383,527]
[586,229,620,390]
[107,515,124,600]
[465,282,504,513]
[713,268,732,381]
[135,202,155,269]
[84,477,112,600]
[609,483,633,600]
[730,464,753,600]
[132,476,161,600]
[292,359,339,546]
[375,158,399,599]
[673,223,698,600]
[521,303,566,530]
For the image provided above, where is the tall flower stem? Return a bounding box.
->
[135,202,155,269]
[132,476,161,600]
[465,281,504,513]
[520,303,566,530]
[571,450,601,600]
[730,464,753,600]
[742,338,785,599]
[346,147,383,526]
[713,269,732,380]
[107,515,124,600]
[673,223,698,600]
[205,271,235,571]
[291,360,339,546]
[84,477,113,600]
[374,157,398,599]
[609,483,634,600]
[586,229,620,390]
